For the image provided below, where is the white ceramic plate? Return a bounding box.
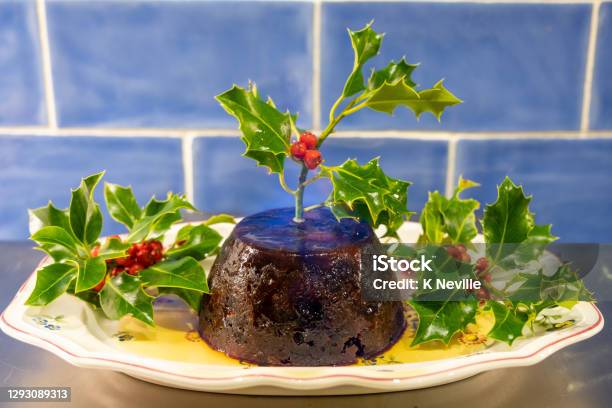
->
[0,222,604,395]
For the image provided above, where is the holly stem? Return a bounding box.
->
[317,93,367,147]
[293,164,309,223]
[304,202,325,212]
[300,172,323,188]
[293,91,368,220]
[278,172,297,195]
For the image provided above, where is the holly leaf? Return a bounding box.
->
[104,183,142,229]
[69,172,104,245]
[368,58,418,89]
[127,193,195,242]
[322,158,412,237]
[343,22,384,97]
[509,266,593,304]
[99,273,155,326]
[75,256,106,293]
[166,224,222,261]
[216,84,292,174]
[408,299,478,346]
[158,288,203,311]
[140,257,209,293]
[28,202,72,236]
[25,263,77,306]
[419,177,480,244]
[363,79,461,120]
[96,237,130,261]
[487,301,529,345]
[203,213,236,226]
[483,177,556,263]
[30,226,80,260]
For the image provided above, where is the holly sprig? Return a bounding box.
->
[216,22,461,236]
[406,176,592,346]
[26,172,233,326]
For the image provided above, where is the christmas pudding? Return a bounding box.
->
[198,207,406,366]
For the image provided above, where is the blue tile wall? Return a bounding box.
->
[321,2,591,131]
[455,139,612,243]
[591,2,612,129]
[46,1,313,128]
[0,1,45,125]
[194,137,447,216]
[0,136,184,240]
[0,0,611,242]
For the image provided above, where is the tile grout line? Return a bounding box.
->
[580,1,601,135]
[324,0,598,4]
[2,128,612,139]
[444,139,457,198]
[312,0,322,130]
[182,134,195,203]
[35,0,57,129]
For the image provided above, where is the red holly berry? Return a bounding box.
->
[151,249,163,262]
[127,264,143,276]
[93,277,106,292]
[304,150,322,170]
[475,257,489,274]
[110,266,123,277]
[116,257,129,267]
[481,273,492,283]
[290,142,307,159]
[299,132,318,150]
[475,287,491,300]
[150,240,163,251]
[91,245,100,257]
[446,244,471,263]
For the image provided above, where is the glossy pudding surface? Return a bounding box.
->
[199,207,406,366]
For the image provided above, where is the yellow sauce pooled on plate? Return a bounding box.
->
[114,305,494,367]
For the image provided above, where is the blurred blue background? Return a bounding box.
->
[0,0,611,242]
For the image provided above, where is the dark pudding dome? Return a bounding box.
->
[198,207,406,366]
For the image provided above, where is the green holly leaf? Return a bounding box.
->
[96,237,130,261]
[322,158,412,237]
[203,213,236,226]
[514,224,559,264]
[419,177,480,244]
[74,256,106,293]
[127,193,195,242]
[166,224,222,261]
[99,274,155,326]
[216,84,292,174]
[363,79,461,120]
[343,22,384,97]
[368,58,418,89]
[68,280,101,309]
[158,288,203,311]
[509,266,593,304]
[483,177,556,263]
[104,183,142,229]
[140,257,209,293]
[69,172,104,245]
[25,263,77,306]
[408,299,478,346]
[487,301,529,345]
[28,202,72,236]
[30,226,80,260]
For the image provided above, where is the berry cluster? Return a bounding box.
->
[290,131,323,170]
[446,244,470,263]
[92,238,164,292]
[446,245,491,300]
